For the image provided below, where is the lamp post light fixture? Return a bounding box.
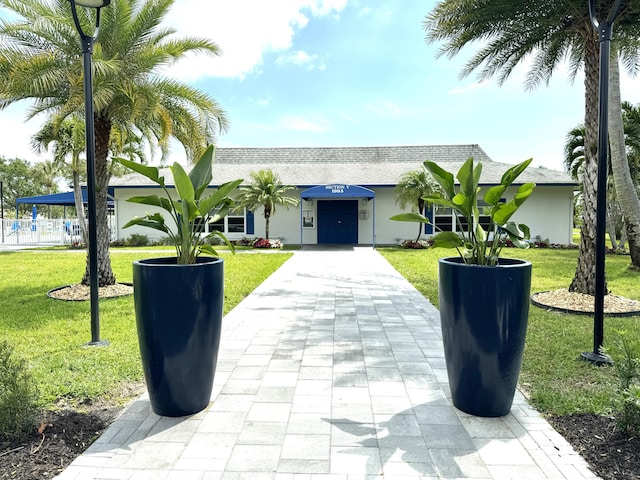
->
[68,0,111,346]
[581,0,622,365]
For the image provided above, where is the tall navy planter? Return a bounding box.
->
[438,257,532,417]
[133,257,224,417]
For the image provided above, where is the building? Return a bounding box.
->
[110,145,576,246]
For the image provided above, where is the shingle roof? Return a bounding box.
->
[110,144,576,188]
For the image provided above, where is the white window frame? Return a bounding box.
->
[200,208,246,235]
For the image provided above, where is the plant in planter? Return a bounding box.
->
[391,157,536,416]
[117,145,242,417]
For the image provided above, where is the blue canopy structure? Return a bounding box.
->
[16,188,114,207]
[300,184,375,199]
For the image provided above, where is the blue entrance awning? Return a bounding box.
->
[16,188,115,207]
[300,184,374,199]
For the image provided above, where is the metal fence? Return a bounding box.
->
[0,218,116,246]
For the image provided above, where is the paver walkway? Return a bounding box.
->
[56,247,599,480]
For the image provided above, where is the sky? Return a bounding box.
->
[1,0,640,173]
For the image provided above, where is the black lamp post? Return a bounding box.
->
[68,0,111,346]
[581,0,622,365]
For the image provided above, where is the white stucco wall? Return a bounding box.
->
[113,184,574,246]
[378,184,575,245]
[113,187,175,242]
[512,186,574,245]
[250,194,303,243]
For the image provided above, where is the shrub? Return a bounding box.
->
[155,236,174,246]
[611,333,640,435]
[253,238,283,249]
[533,236,550,248]
[232,238,255,247]
[401,239,431,249]
[205,235,224,246]
[125,233,149,247]
[0,340,40,441]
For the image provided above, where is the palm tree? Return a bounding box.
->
[564,80,640,262]
[0,0,229,286]
[235,170,300,240]
[563,125,624,250]
[608,50,640,268]
[34,160,62,219]
[394,168,441,242]
[32,118,146,244]
[424,0,640,295]
[32,117,89,241]
[622,101,640,187]
[564,126,587,182]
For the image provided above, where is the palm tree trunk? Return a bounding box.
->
[608,51,640,269]
[264,206,271,240]
[415,198,424,242]
[82,114,116,287]
[72,172,88,244]
[570,32,601,295]
[619,224,627,251]
[606,180,622,251]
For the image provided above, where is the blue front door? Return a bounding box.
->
[317,200,358,244]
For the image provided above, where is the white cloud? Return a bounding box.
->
[276,50,326,70]
[161,1,349,81]
[308,0,349,16]
[341,112,355,123]
[256,97,271,107]
[0,106,45,164]
[448,81,490,95]
[365,100,402,119]
[281,115,330,132]
[620,68,640,104]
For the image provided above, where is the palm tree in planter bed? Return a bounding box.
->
[117,146,242,417]
[394,167,442,244]
[392,157,536,416]
[235,169,299,242]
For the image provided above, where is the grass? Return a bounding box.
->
[4,243,638,418]
[0,250,291,408]
[379,246,640,416]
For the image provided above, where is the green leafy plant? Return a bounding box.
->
[611,332,640,435]
[0,340,40,441]
[391,157,536,265]
[116,146,243,264]
[126,233,150,247]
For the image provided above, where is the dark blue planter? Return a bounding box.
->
[438,256,532,417]
[133,256,224,417]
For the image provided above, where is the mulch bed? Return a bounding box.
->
[531,289,640,315]
[1,407,639,479]
[0,409,116,480]
[549,413,640,480]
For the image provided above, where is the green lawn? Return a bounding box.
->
[379,246,640,415]
[4,245,638,417]
[0,250,291,407]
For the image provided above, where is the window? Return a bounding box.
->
[194,217,207,233]
[432,200,501,234]
[199,209,246,235]
[227,216,245,233]
[207,217,224,232]
[434,205,453,232]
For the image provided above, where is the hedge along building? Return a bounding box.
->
[109,144,577,246]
